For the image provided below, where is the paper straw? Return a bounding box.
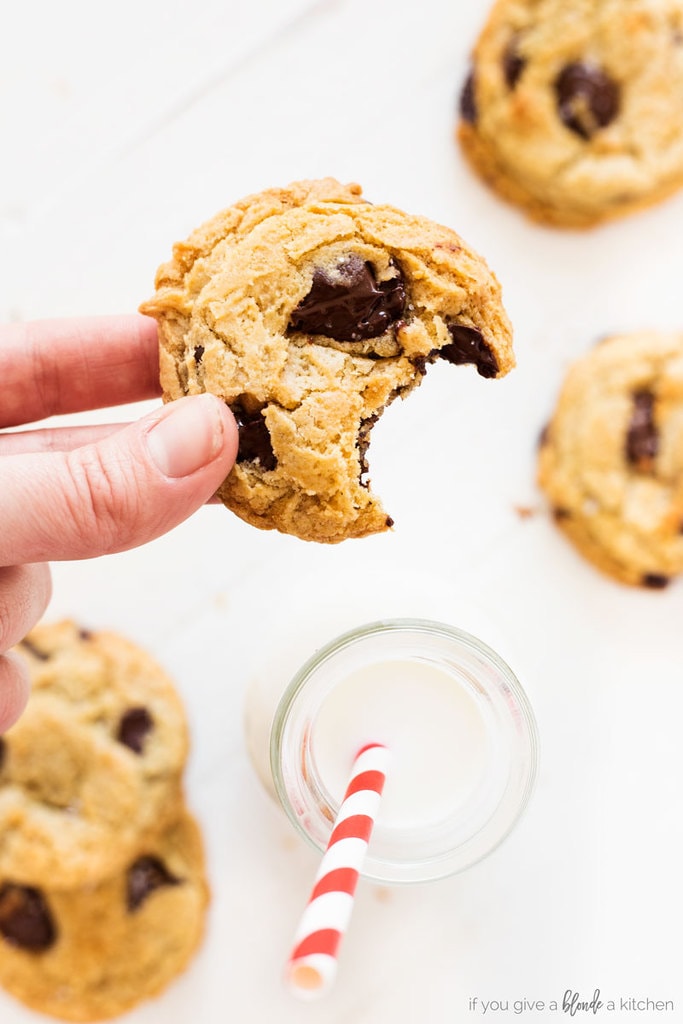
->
[285,741,390,1000]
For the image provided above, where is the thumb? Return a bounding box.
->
[0,394,238,565]
[0,652,31,733]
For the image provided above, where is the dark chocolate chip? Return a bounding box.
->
[288,255,405,342]
[625,390,658,471]
[553,507,571,521]
[503,40,525,88]
[642,573,670,589]
[117,707,154,755]
[0,737,6,772]
[357,414,380,487]
[460,70,477,123]
[231,402,277,471]
[538,423,550,448]
[19,638,49,661]
[410,354,430,377]
[193,345,204,364]
[440,325,499,378]
[126,857,181,912]
[78,628,92,641]
[0,884,56,952]
[555,62,620,139]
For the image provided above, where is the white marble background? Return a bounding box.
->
[1,2,682,1022]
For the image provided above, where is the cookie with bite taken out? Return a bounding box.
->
[141,178,514,543]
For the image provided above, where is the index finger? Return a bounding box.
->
[0,315,162,428]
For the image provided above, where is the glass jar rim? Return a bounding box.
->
[270,617,539,884]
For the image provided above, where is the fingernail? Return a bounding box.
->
[146,395,225,478]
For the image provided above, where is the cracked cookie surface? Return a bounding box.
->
[0,812,208,1021]
[538,331,683,586]
[458,0,683,227]
[140,178,514,543]
[0,621,188,889]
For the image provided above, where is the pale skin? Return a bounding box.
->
[0,315,238,732]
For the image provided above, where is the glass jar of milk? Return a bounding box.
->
[245,604,538,884]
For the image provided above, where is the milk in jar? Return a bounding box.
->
[246,617,538,884]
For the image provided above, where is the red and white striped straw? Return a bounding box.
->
[285,742,390,1000]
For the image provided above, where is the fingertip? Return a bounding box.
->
[136,312,161,346]
[0,563,53,653]
[145,393,237,480]
[34,561,53,619]
[0,652,30,734]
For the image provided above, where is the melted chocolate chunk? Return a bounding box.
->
[289,255,405,342]
[0,737,6,772]
[441,325,499,378]
[625,390,658,471]
[0,884,56,952]
[460,70,477,123]
[117,707,154,755]
[231,402,276,471]
[193,345,204,364]
[503,40,525,88]
[19,638,49,661]
[642,573,670,589]
[555,62,620,139]
[126,857,181,912]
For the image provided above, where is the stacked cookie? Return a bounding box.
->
[0,620,209,1021]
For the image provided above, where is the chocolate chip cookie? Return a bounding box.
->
[0,812,208,1021]
[1,621,189,889]
[458,0,683,227]
[538,331,683,586]
[140,178,514,543]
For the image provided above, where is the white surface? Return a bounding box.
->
[1,2,683,1022]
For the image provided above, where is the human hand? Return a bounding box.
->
[0,315,238,732]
